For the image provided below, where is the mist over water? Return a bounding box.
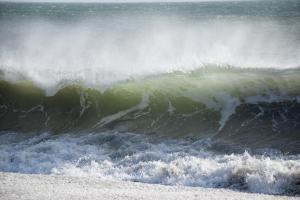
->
[0,1,300,90]
[0,0,300,196]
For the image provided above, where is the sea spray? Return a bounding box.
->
[1,1,300,196]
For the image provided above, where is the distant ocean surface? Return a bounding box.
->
[0,0,300,195]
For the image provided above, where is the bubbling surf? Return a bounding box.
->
[0,0,300,196]
[1,132,300,195]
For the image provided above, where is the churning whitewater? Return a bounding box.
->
[0,0,300,196]
[1,131,300,195]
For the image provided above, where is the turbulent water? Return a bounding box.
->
[0,0,300,196]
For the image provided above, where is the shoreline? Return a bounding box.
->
[0,172,298,200]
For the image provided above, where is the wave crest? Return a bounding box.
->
[1,67,300,153]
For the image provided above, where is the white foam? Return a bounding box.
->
[0,132,299,195]
[92,93,149,128]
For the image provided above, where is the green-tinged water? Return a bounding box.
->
[1,67,300,153]
[1,1,300,195]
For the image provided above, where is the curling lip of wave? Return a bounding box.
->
[1,1,300,196]
[0,67,300,153]
[1,17,300,91]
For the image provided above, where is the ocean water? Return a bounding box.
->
[0,0,300,196]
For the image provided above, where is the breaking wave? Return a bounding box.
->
[1,67,300,153]
[1,1,300,196]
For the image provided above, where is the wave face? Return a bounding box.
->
[0,0,300,196]
[1,67,300,153]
